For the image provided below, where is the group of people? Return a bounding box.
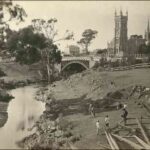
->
[88,102,128,135]
[96,115,110,135]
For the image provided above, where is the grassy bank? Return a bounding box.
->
[21,68,150,149]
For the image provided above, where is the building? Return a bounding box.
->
[107,10,128,58]
[114,10,128,57]
[69,45,80,56]
[145,19,150,46]
[107,39,115,57]
[128,35,145,56]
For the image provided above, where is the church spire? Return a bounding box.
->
[115,9,117,16]
[147,19,150,33]
[120,9,123,16]
[126,10,128,17]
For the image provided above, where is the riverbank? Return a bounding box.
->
[0,62,39,128]
[20,68,150,149]
[0,86,45,149]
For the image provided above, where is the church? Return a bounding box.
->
[107,10,150,59]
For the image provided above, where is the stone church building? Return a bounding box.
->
[107,10,150,59]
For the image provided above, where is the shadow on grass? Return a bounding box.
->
[46,94,118,117]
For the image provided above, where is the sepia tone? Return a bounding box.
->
[0,0,150,149]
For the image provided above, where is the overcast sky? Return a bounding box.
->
[8,1,150,52]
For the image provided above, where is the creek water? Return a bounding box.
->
[0,85,45,149]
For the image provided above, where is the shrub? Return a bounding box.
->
[0,68,6,77]
[0,91,14,102]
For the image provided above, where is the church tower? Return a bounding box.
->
[114,9,128,57]
[145,19,150,45]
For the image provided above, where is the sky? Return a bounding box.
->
[6,1,150,52]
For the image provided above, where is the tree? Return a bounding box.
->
[31,18,73,83]
[138,44,150,55]
[6,26,47,64]
[77,29,98,54]
[0,0,27,48]
[7,26,62,82]
[0,0,27,23]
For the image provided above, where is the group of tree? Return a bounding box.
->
[138,44,150,55]
[6,19,74,83]
[1,1,99,83]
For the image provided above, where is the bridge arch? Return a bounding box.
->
[61,61,89,72]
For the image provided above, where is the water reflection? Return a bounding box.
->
[0,86,45,149]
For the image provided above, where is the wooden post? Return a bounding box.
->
[105,131,115,150]
[134,135,150,149]
[98,143,111,149]
[136,118,150,144]
[108,133,119,150]
[112,133,144,149]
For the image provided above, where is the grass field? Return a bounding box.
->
[48,68,150,149]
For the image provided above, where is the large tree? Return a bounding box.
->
[31,18,73,83]
[7,26,46,64]
[77,29,98,54]
[7,26,62,82]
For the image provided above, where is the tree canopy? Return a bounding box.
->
[77,29,98,54]
[6,25,62,82]
[6,26,58,65]
[138,44,150,55]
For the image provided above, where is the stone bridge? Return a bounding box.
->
[55,56,100,72]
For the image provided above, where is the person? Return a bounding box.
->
[105,115,110,128]
[89,103,95,117]
[91,105,96,117]
[121,108,128,125]
[123,104,127,109]
[96,120,100,135]
[89,103,92,114]
[117,102,122,110]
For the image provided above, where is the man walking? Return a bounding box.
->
[89,103,95,117]
[105,115,110,129]
[121,108,128,125]
[96,120,100,135]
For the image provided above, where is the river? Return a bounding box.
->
[0,85,45,149]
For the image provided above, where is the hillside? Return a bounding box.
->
[21,67,150,149]
[48,68,150,101]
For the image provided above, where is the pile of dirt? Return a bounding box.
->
[0,68,6,77]
[48,68,150,101]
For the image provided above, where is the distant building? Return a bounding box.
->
[107,39,115,57]
[145,19,150,46]
[128,35,145,56]
[69,45,80,56]
[107,10,128,58]
[114,10,128,57]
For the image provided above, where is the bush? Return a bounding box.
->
[0,90,14,102]
[134,59,143,64]
[0,68,6,77]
